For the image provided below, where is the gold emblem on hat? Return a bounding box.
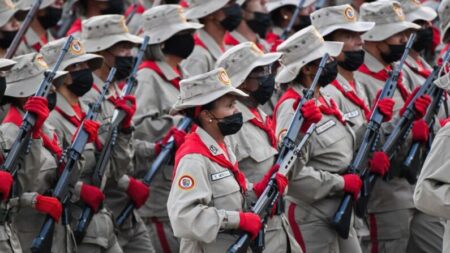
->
[4,0,14,9]
[119,16,129,33]
[411,0,421,6]
[178,6,187,23]
[35,54,48,69]
[218,70,231,86]
[250,43,263,55]
[392,3,405,21]
[69,40,85,55]
[343,6,356,21]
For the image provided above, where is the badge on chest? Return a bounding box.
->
[211,170,232,181]
[344,110,360,120]
[316,120,336,135]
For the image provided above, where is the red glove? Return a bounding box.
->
[115,95,136,129]
[377,98,395,122]
[82,120,100,143]
[253,165,278,197]
[300,100,322,133]
[24,96,49,138]
[411,119,429,143]
[342,174,362,199]
[80,183,105,213]
[155,127,187,155]
[369,151,390,176]
[0,171,13,201]
[127,177,149,209]
[400,87,432,119]
[35,195,62,222]
[239,212,262,239]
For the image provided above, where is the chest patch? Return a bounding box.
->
[211,170,232,181]
[178,175,195,190]
[344,110,360,120]
[316,120,336,135]
[209,145,219,155]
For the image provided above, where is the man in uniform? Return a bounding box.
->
[437,0,450,66]
[0,0,20,58]
[181,0,242,76]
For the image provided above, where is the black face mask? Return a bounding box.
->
[413,27,433,52]
[101,0,125,15]
[68,69,94,96]
[338,50,365,71]
[318,60,338,87]
[47,91,57,111]
[381,43,406,63]
[0,76,5,102]
[220,4,243,31]
[38,7,62,29]
[293,15,311,31]
[0,30,17,49]
[162,33,195,59]
[114,56,134,81]
[214,112,244,136]
[246,12,272,38]
[250,75,275,105]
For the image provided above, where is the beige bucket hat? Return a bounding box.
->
[142,4,203,45]
[438,0,450,43]
[267,0,316,12]
[216,42,282,87]
[0,58,15,71]
[311,4,375,37]
[275,26,343,84]
[0,0,18,27]
[360,1,420,42]
[17,0,55,10]
[184,0,230,20]
[81,14,143,53]
[398,0,437,22]
[5,53,68,98]
[171,68,248,113]
[40,37,104,71]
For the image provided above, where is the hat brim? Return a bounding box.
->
[184,0,228,20]
[362,21,420,41]
[60,53,104,71]
[0,59,16,71]
[83,33,143,53]
[170,86,248,115]
[267,0,316,12]
[145,22,204,45]
[17,0,54,10]
[5,70,68,98]
[319,21,375,37]
[276,41,343,84]
[0,8,17,27]
[230,52,282,88]
[405,6,437,22]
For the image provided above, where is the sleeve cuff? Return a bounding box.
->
[20,192,38,208]
[118,174,131,191]
[219,210,240,230]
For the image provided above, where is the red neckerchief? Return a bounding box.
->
[3,106,62,159]
[66,18,82,36]
[438,44,450,67]
[139,60,181,90]
[249,107,277,148]
[331,79,371,119]
[318,96,346,124]
[23,33,48,52]
[54,106,103,150]
[405,58,432,79]
[272,88,302,131]
[224,32,265,51]
[358,63,410,101]
[125,3,145,18]
[92,84,118,105]
[194,34,224,53]
[265,32,284,52]
[174,132,247,192]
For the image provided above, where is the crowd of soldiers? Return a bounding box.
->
[0,0,449,252]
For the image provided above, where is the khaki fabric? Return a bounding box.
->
[224,31,272,53]
[354,51,415,213]
[167,127,249,252]
[406,210,444,253]
[0,223,21,253]
[181,29,224,77]
[16,29,55,55]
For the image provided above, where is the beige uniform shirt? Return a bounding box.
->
[133,60,182,219]
[80,75,135,229]
[274,86,356,220]
[16,29,54,55]
[354,52,415,213]
[413,123,450,252]
[181,29,224,77]
[168,127,252,253]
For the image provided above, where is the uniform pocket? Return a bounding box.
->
[314,120,346,148]
[210,171,240,199]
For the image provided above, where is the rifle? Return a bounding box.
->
[30,67,117,253]
[5,0,43,59]
[73,36,149,242]
[54,0,77,38]
[227,54,330,253]
[0,36,73,202]
[115,117,193,226]
[331,33,416,238]
[280,0,305,40]
[126,0,138,25]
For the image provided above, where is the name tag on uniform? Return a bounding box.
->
[316,120,336,135]
[344,110,360,120]
[211,170,232,181]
